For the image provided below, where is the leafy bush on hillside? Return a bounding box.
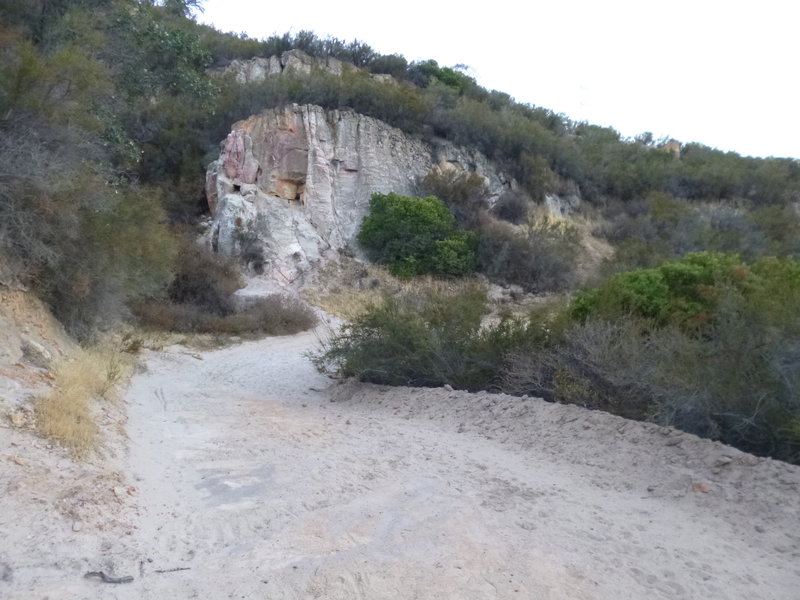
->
[570,251,794,327]
[414,168,573,291]
[0,1,218,335]
[407,60,481,96]
[357,192,477,278]
[599,194,800,275]
[0,123,176,340]
[355,186,576,291]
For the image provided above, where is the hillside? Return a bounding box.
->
[1,0,798,448]
[2,2,798,334]
[1,3,800,597]
[0,0,798,454]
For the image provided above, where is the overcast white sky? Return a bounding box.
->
[198,0,799,159]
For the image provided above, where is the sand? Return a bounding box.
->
[2,324,799,599]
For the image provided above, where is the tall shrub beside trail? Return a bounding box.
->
[310,284,524,391]
[0,123,177,339]
[312,243,800,462]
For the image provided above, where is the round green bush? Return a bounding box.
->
[357,192,476,277]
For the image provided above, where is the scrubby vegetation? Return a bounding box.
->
[314,253,800,463]
[0,1,321,339]
[598,193,800,275]
[311,282,519,391]
[529,253,800,462]
[412,169,581,292]
[476,217,581,292]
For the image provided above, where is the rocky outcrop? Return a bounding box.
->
[660,139,682,158]
[205,104,519,284]
[545,180,582,218]
[220,50,350,84]
[0,289,68,368]
[0,287,74,410]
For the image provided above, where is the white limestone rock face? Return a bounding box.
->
[223,56,281,84]
[206,104,517,284]
[545,192,581,218]
[219,50,347,85]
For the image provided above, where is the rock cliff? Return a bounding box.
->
[205,104,519,284]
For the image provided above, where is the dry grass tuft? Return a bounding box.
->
[34,335,139,457]
[308,286,384,321]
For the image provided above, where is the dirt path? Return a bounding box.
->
[4,328,800,599]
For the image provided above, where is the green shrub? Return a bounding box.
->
[431,231,479,277]
[357,192,477,278]
[408,60,478,95]
[570,269,669,322]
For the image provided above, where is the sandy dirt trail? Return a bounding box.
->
[8,327,799,599]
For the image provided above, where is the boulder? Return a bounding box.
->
[20,339,52,369]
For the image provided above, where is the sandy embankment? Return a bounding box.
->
[2,324,799,599]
